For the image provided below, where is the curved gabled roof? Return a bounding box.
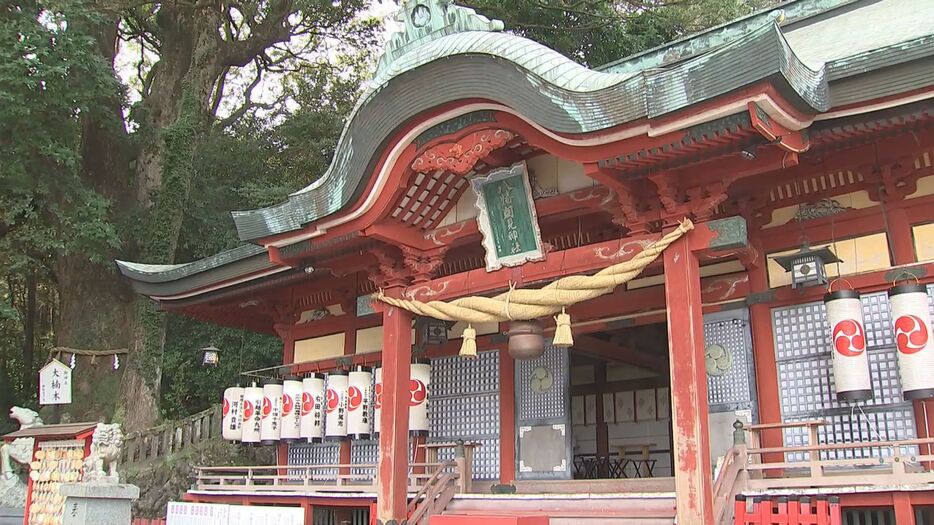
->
[231,17,827,242]
[118,0,934,300]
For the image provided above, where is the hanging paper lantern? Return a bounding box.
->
[409,360,431,435]
[222,386,244,441]
[373,367,382,437]
[347,366,373,439]
[889,283,934,400]
[300,373,326,443]
[280,376,303,441]
[241,383,264,445]
[260,379,283,445]
[825,290,872,401]
[325,370,349,440]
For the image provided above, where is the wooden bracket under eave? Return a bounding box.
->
[748,101,810,153]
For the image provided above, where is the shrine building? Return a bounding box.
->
[117,0,934,523]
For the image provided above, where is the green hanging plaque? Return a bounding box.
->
[472,162,545,271]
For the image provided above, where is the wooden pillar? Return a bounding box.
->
[498,345,516,484]
[594,362,609,477]
[885,200,914,267]
[748,241,784,468]
[894,492,916,525]
[664,234,714,525]
[377,298,413,524]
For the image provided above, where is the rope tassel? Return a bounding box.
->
[460,324,477,358]
[553,308,573,348]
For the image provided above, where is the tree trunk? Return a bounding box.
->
[54,255,132,422]
[115,11,226,431]
[21,271,36,397]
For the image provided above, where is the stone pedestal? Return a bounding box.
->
[60,483,140,525]
[0,507,25,525]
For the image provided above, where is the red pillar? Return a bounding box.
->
[886,203,915,267]
[498,345,516,484]
[748,241,784,468]
[664,235,714,525]
[377,299,413,523]
[894,492,916,525]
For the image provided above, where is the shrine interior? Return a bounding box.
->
[568,323,675,481]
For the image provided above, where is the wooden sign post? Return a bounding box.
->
[38,359,72,405]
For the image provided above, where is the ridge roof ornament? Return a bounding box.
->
[376,0,505,77]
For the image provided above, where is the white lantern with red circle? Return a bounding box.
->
[260,379,283,445]
[347,366,373,439]
[300,373,326,442]
[373,367,382,436]
[241,383,264,445]
[889,283,934,400]
[281,376,303,441]
[325,370,349,440]
[222,386,244,441]
[825,290,873,401]
[409,361,431,435]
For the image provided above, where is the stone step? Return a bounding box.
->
[443,493,676,524]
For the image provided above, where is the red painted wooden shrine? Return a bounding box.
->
[118,1,934,523]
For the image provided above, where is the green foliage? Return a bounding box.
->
[0,1,123,263]
[160,316,281,419]
[462,0,778,66]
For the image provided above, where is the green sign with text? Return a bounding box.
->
[472,162,545,271]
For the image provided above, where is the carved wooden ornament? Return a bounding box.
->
[411,129,515,175]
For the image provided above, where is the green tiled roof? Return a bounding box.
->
[119,0,934,298]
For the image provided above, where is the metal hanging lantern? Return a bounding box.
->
[417,316,449,346]
[506,320,546,360]
[888,282,934,400]
[824,288,872,401]
[200,345,221,366]
[773,242,841,289]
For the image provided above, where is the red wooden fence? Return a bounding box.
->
[735,495,842,525]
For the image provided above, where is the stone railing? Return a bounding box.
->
[122,405,221,465]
